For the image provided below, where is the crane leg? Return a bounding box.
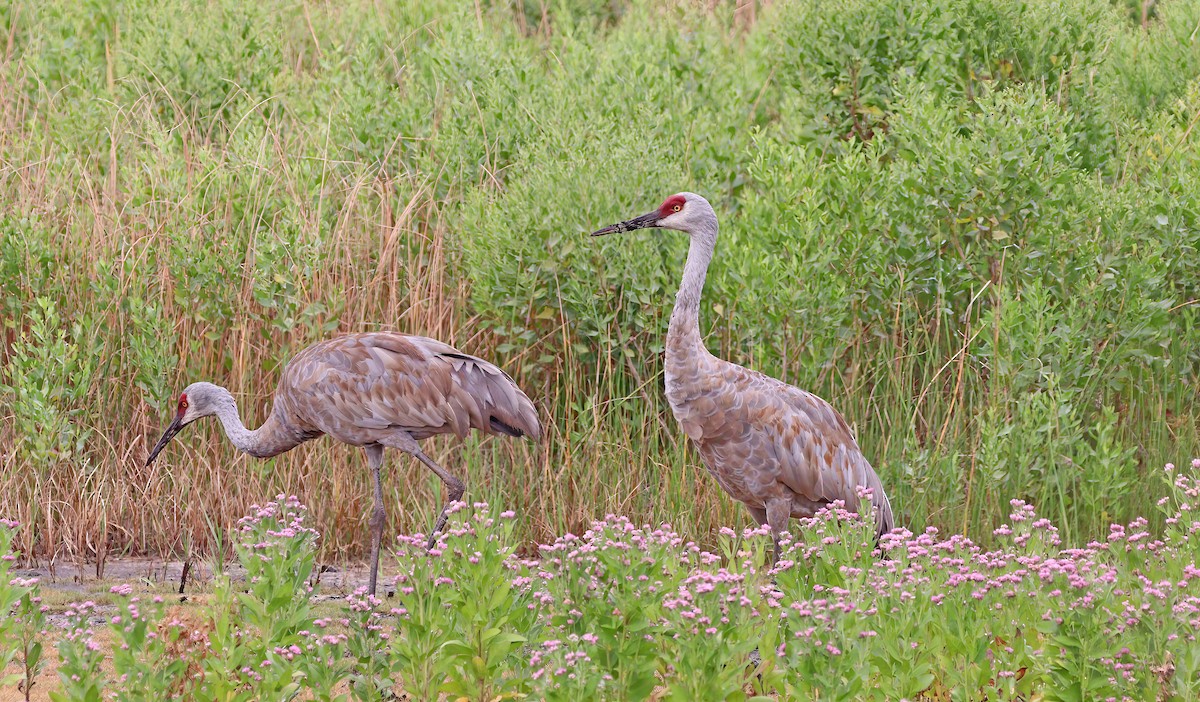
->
[413,449,465,550]
[380,434,465,551]
[365,444,386,597]
[765,499,791,565]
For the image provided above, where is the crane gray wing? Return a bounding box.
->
[282,332,541,442]
[767,381,893,534]
[690,362,893,535]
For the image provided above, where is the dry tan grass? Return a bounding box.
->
[0,62,740,565]
[3,0,1195,574]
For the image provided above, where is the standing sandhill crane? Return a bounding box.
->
[592,192,893,561]
[145,332,541,595]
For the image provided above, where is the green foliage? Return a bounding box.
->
[339,591,390,701]
[50,602,107,702]
[198,496,323,700]
[1,0,1199,562]
[385,506,537,701]
[387,544,458,700]
[433,508,535,701]
[106,587,191,701]
[761,0,1118,154]
[19,475,1200,698]
[1,297,95,465]
[657,562,768,701]
[0,520,46,701]
[536,517,694,699]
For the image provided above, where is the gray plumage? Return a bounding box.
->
[145,332,541,595]
[593,192,893,560]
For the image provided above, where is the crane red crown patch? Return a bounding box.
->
[658,195,686,216]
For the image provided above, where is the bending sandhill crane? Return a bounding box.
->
[592,193,893,560]
[145,332,541,595]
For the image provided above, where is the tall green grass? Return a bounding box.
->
[0,0,1197,562]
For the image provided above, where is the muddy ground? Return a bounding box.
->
[8,554,391,627]
[1,556,396,701]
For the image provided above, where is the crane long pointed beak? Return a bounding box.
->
[591,211,660,236]
[145,415,184,467]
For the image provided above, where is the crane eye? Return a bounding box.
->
[672,204,681,212]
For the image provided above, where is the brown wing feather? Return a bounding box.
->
[767,379,894,535]
[674,357,892,536]
[279,332,541,445]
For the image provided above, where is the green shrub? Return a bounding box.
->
[0,0,1198,559]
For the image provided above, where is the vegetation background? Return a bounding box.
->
[0,0,1197,564]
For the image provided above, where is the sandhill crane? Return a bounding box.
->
[592,192,893,561]
[145,332,541,595]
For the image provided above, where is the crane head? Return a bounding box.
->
[145,382,224,466]
[590,192,712,237]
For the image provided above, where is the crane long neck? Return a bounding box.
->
[667,223,717,354]
[211,390,304,459]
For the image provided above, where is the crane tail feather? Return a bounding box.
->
[489,416,527,438]
[443,353,542,442]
